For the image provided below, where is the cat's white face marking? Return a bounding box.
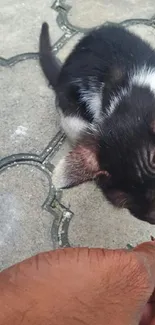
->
[107,88,129,116]
[74,77,103,121]
[106,66,155,117]
[59,111,89,143]
[58,66,155,141]
[80,88,102,120]
[131,66,155,94]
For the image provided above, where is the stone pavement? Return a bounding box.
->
[1,0,155,270]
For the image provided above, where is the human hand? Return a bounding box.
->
[0,241,155,325]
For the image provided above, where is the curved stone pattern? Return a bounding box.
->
[1,0,155,269]
[66,0,155,29]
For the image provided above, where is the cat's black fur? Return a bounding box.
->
[39,22,155,224]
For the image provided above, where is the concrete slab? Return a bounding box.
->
[0,0,63,57]
[0,61,59,157]
[66,0,155,29]
[0,165,54,270]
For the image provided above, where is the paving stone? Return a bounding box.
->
[0,0,63,57]
[66,0,155,29]
[0,165,54,270]
[127,25,155,49]
[0,60,59,158]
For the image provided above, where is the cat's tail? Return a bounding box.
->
[39,22,61,89]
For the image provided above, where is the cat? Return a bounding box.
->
[39,22,155,224]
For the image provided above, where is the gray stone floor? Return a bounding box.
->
[1,0,155,270]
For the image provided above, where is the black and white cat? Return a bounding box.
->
[39,22,155,224]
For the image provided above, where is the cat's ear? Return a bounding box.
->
[52,144,110,189]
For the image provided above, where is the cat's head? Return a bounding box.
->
[53,85,155,224]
